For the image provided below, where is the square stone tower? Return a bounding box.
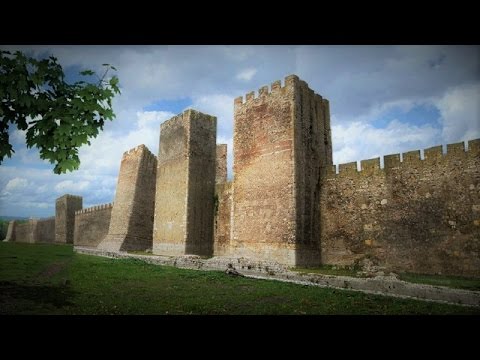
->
[4,220,16,241]
[216,144,228,184]
[153,109,217,256]
[55,194,83,244]
[97,144,157,252]
[232,75,332,266]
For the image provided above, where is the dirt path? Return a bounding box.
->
[37,262,67,279]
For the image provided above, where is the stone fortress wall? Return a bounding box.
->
[74,203,114,248]
[152,110,216,256]
[7,217,55,244]
[321,140,480,277]
[4,74,479,277]
[97,145,157,252]
[215,144,227,184]
[231,75,331,266]
[55,195,82,244]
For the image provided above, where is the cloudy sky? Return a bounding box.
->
[1,45,479,218]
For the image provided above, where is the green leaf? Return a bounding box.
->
[0,51,119,173]
[109,77,119,87]
[79,70,95,76]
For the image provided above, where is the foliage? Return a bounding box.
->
[0,50,120,174]
[0,219,8,240]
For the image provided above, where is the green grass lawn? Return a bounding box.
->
[397,273,480,291]
[293,265,480,291]
[0,242,479,315]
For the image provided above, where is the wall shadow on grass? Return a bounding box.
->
[0,281,76,314]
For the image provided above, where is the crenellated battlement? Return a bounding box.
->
[143,147,158,170]
[326,139,479,178]
[75,203,114,216]
[123,144,155,159]
[121,144,157,171]
[160,111,186,131]
[160,109,215,131]
[57,194,83,200]
[12,73,479,277]
[234,74,301,108]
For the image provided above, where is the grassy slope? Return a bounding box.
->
[293,266,480,291]
[397,273,480,291]
[0,242,479,315]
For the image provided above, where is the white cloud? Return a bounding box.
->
[16,147,49,165]
[190,94,234,135]
[294,45,479,120]
[137,110,174,130]
[5,177,29,192]
[54,180,90,193]
[77,110,173,176]
[1,109,174,217]
[25,202,51,209]
[236,68,257,81]
[190,94,234,177]
[434,84,480,143]
[1,45,479,217]
[10,130,26,144]
[35,185,48,194]
[332,119,440,165]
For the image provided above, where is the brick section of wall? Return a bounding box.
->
[36,217,55,243]
[153,113,189,255]
[153,109,217,256]
[98,145,157,252]
[321,139,480,277]
[294,78,332,265]
[55,195,83,244]
[213,181,233,256]
[74,203,113,247]
[14,220,36,243]
[10,217,54,243]
[216,144,227,184]
[232,75,331,266]
[186,110,217,255]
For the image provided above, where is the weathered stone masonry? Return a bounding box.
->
[214,181,233,256]
[9,217,55,244]
[153,110,217,256]
[5,198,113,246]
[231,75,331,266]
[74,203,114,248]
[55,194,82,244]
[5,194,81,244]
[4,220,16,242]
[216,144,227,184]
[5,74,479,278]
[321,140,480,277]
[98,145,157,252]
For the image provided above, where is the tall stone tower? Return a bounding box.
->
[216,144,228,184]
[98,144,157,252]
[153,109,217,256]
[55,194,83,244]
[232,74,332,266]
[4,220,16,242]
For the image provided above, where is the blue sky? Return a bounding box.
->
[1,45,479,218]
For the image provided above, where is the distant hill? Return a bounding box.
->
[0,216,29,221]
